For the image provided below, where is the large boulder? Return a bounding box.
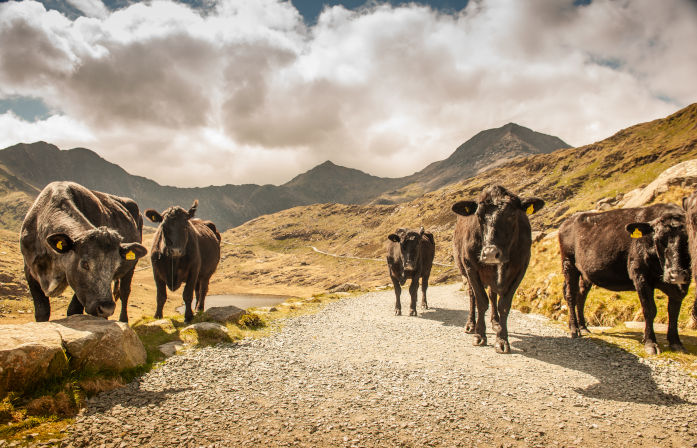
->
[204,306,246,324]
[620,159,697,208]
[0,324,68,397]
[51,315,147,371]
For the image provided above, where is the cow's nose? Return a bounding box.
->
[96,301,115,318]
[480,246,503,264]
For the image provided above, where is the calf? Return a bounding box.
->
[145,200,221,322]
[386,227,435,316]
[20,181,147,322]
[559,203,690,354]
[683,192,697,328]
[452,185,544,354]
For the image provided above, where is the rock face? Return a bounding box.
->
[51,315,147,371]
[0,324,68,397]
[0,316,147,397]
[620,159,697,208]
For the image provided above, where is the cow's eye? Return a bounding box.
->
[81,261,90,271]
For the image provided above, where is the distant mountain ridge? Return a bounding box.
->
[0,122,569,230]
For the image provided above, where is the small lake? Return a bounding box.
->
[175,294,289,313]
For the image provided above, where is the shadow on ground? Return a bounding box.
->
[513,332,691,406]
[418,307,467,327]
[81,383,192,415]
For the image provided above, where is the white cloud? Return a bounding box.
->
[0,0,695,187]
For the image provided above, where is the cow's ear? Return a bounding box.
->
[683,196,690,211]
[626,222,653,239]
[521,198,545,215]
[452,201,477,216]
[188,200,198,219]
[120,243,148,261]
[388,234,400,243]
[47,233,74,254]
[144,209,163,223]
[419,226,425,236]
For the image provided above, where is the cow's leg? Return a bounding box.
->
[634,279,659,355]
[691,291,697,329]
[467,271,489,346]
[117,269,135,323]
[154,278,168,319]
[182,275,197,323]
[420,271,430,310]
[194,279,202,312]
[494,268,527,354]
[489,289,500,333]
[577,278,592,336]
[196,277,211,313]
[409,276,420,316]
[391,273,402,316]
[465,282,476,333]
[562,257,582,338]
[660,284,687,352]
[66,294,84,316]
[25,266,50,322]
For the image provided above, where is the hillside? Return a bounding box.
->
[0,123,567,231]
[217,103,697,324]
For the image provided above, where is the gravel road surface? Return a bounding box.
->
[65,284,697,447]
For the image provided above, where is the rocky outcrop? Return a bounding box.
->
[51,315,147,371]
[204,306,246,324]
[0,316,147,397]
[0,323,68,397]
[620,159,697,208]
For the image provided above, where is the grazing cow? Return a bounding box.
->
[386,227,435,316]
[559,203,690,354]
[145,200,221,322]
[452,185,544,354]
[20,181,147,322]
[683,192,697,327]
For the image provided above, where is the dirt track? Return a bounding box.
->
[65,284,697,447]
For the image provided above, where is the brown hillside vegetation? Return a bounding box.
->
[220,104,697,331]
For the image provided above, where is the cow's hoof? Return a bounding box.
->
[644,343,660,355]
[409,309,417,317]
[421,303,429,310]
[154,312,163,319]
[569,329,581,339]
[669,343,688,353]
[473,335,487,346]
[579,327,591,336]
[495,339,511,354]
[464,321,476,334]
[395,308,401,316]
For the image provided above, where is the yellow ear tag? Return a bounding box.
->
[630,228,643,239]
[464,206,470,214]
[56,240,63,250]
[526,204,534,215]
[125,251,136,260]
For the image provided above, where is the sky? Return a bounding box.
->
[0,0,695,187]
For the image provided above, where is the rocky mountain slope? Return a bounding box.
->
[0,123,567,231]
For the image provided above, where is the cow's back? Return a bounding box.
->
[559,204,683,290]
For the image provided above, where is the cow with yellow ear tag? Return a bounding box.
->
[559,204,691,355]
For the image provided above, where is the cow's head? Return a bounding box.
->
[626,212,690,285]
[145,200,198,257]
[388,227,424,275]
[46,226,147,318]
[451,185,544,264]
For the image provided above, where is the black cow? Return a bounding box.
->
[386,227,435,316]
[683,192,697,328]
[20,181,147,322]
[559,203,690,354]
[145,200,221,322]
[452,185,544,354]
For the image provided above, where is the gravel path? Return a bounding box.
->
[65,284,697,447]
